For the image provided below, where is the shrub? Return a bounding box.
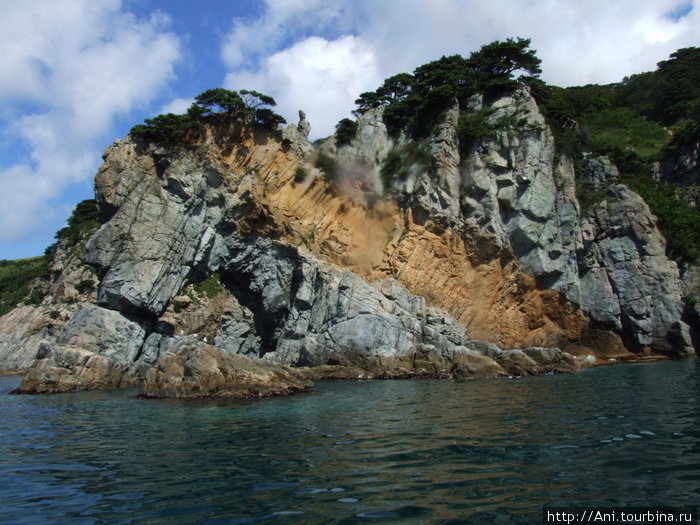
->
[457,112,495,155]
[354,39,542,138]
[380,142,431,189]
[54,199,102,249]
[172,300,187,313]
[131,88,285,146]
[0,256,50,315]
[294,166,308,183]
[130,112,203,146]
[335,118,358,147]
[315,152,339,183]
[75,279,95,295]
[192,273,223,299]
[575,179,607,213]
[630,179,700,263]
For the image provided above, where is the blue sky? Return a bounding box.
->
[0,0,698,260]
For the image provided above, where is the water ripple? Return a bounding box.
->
[1,359,699,523]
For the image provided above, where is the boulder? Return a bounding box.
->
[0,306,59,374]
[13,341,138,394]
[57,305,148,363]
[140,339,313,398]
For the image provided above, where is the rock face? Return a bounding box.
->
[457,91,583,300]
[5,86,697,396]
[579,186,692,355]
[140,340,313,399]
[660,136,700,187]
[585,155,619,190]
[0,306,62,374]
[0,237,98,374]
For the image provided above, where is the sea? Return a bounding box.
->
[1,359,699,524]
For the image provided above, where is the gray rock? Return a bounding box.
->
[282,111,314,157]
[9,84,695,393]
[660,137,700,187]
[579,186,692,355]
[297,110,311,138]
[0,306,60,373]
[58,305,147,363]
[584,155,619,190]
[139,332,169,368]
[213,295,261,357]
[496,349,538,375]
[13,341,138,394]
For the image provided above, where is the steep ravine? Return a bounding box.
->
[5,87,697,397]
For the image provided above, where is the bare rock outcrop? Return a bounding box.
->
[0,237,98,374]
[0,306,62,374]
[7,87,696,396]
[13,341,139,394]
[140,339,313,399]
[579,186,693,356]
[660,135,700,187]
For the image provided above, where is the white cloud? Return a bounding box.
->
[0,0,181,244]
[225,35,382,140]
[220,0,700,137]
[3,0,697,255]
[220,0,346,71]
[159,97,195,115]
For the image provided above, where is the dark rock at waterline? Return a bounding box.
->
[139,340,313,399]
[12,341,139,394]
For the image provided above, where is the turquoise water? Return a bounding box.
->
[1,359,699,524]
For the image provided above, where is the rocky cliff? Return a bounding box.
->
[4,87,697,396]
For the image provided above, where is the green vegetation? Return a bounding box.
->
[130,88,286,146]
[355,37,541,138]
[53,199,101,249]
[335,118,359,147]
[531,46,700,163]
[75,279,95,295]
[664,119,700,153]
[0,198,108,315]
[526,46,700,262]
[43,199,103,262]
[294,166,308,183]
[619,172,700,264]
[192,272,224,300]
[129,112,204,147]
[380,142,431,189]
[312,136,330,148]
[357,41,699,264]
[575,179,607,213]
[314,152,339,183]
[456,111,496,155]
[0,256,50,315]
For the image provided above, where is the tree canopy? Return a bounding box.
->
[334,118,359,146]
[354,37,542,137]
[194,88,246,115]
[131,88,286,145]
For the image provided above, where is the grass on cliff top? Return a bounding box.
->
[0,256,50,316]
